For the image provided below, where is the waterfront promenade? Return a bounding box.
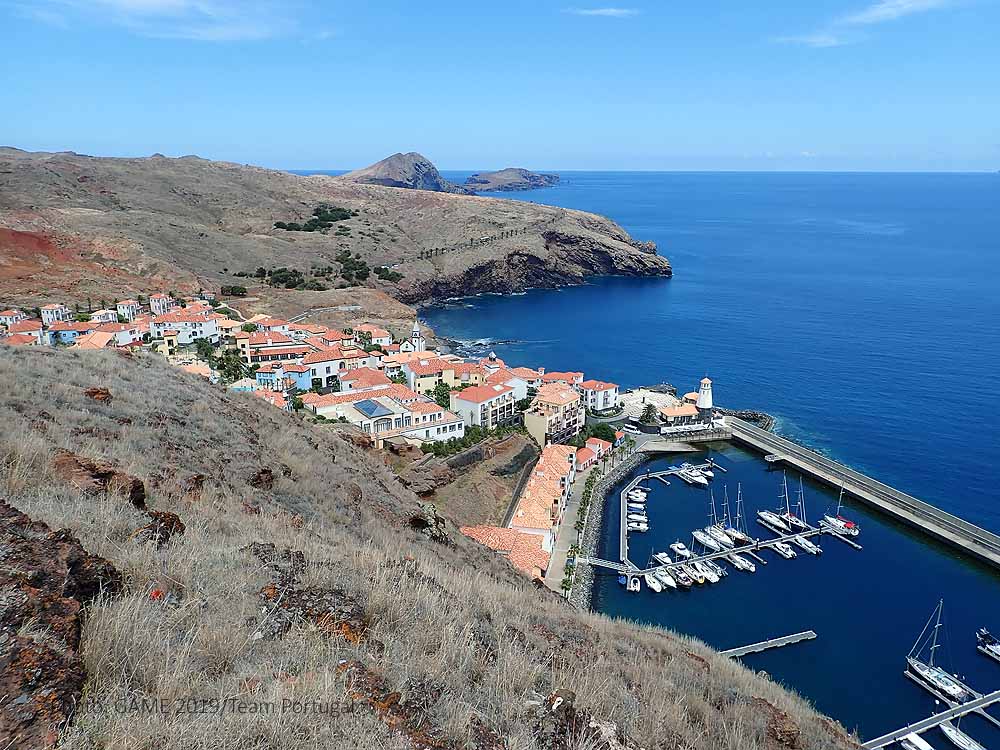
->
[726,417,1000,570]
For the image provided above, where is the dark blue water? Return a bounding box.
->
[419,172,1000,741]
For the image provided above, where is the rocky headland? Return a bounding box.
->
[463,167,560,192]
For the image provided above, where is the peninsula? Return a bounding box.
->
[463,167,560,192]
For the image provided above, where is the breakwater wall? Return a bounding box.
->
[714,407,775,431]
[569,450,649,609]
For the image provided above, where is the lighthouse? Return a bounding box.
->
[696,376,714,415]
[410,320,426,352]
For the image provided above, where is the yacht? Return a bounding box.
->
[722,485,754,546]
[701,558,727,578]
[692,529,721,552]
[727,552,756,573]
[899,734,936,750]
[627,513,648,522]
[907,601,974,703]
[654,568,677,589]
[823,485,861,536]
[758,510,790,533]
[940,722,985,750]
[790,535,822,555]
[627,489,647,500]
[627,523,648,533]
[779,474,809,531]
[670,541,692,559]
[644,573,663,593]
[682,563,705,585]
[628,503,646,513]
[678,467,709,486]
[976,628,1000,664]
[706,525,736,548]
[652,552,672,566]
[692,561,719,584]
[773,542,797,559]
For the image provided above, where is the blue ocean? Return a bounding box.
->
[419,171,1000,742]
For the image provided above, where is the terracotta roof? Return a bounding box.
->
[541,371,583,383]
[615,430,625,439]
[576,447,596,465]
[288,323,329,334]
[683,392,699,401]
[305,384,421,409]
[6,320,42,333]
[586,437,612,452]
[239,331,293,346]
[253,389,288,409]
[459,526,549,577]
[339,367,392,388]
[95,323,136,333]
[1,334,38,346]
[355,323,390,337]
[580,379,617,391]
[660,403,699,418]
[49,321,95,333]
[0,310,21,317]
[407,400,444,414]
[383,350,436,365]
[258,317,289,327]
[486,367,518,384]
[41,304,66,310]
[153,311,216,324]
[72,331,116,349]
[451,384,512,404]
[179,363,213,378]
[149,293,170,299]
[533,382,580,406]
[508,366,542,379]
[253,345,311,358]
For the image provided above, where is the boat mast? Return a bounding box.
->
[929,599,944,667]
[798,478,808,524]
[836,483,845,515]
[736,483,747,534]
[709,490,718,525]
[781,471,792,515]
[722,486,731,527]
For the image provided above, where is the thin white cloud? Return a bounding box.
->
[15,0,300,41]
[777,0,954,48]
[840,0,952,26]
[566,7,640,17]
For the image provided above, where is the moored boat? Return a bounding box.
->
[644,573,663,593]
[758,510,790,533]
[627,513,648,522]
[672,567,693,587]
[627,523,649,532]
[702,558,727,578]
[790,535,822,555]
[692,561,719,584]
[773,542,796,559]
[692,529,721,552]
[823,485,860,536]
[652,552,672,566]
[654,568,677,589]
[899,733,936,750]
[907,600,974,703]
[706,525,736,548]
[670,541,692,559]
[727,552,755,573]
[976,628,1000,664]
[682,563,705,585]
[940,722,984,750]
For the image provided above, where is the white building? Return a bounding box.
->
[148,293,175,316]
[450,384,517,428]
[579,379,620,412]
[149,310,222,344]
[0,309,26,328]
[354,323,392,348]
[40,304,72,326]
[90,309,118,324]
[116,299,140,322]
[409,320,426,352]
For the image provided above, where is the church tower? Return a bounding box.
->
[410,321,426,352]
[696,376,713,414]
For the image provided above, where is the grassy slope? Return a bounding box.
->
[0,347,855,749]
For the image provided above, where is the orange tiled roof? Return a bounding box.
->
[72,331,116,349]
[580,379,617,391]
[586,437,612,452]
[541,371,583,383]
[339,367,392,388]
[305,384,421,408]
[451,384,512,404]
[660,403,699,417]
[533,382,580,406]
[1,334,38,346]
[7,320,42,333]
[459,526,550,577]
[575,447,596,464]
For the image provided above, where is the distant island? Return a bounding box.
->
[339,152,559,195]
[463,167,559,193]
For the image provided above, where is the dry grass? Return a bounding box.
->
[0,346,856,749]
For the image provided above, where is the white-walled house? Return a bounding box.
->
[485,368,530,401]
[40,304,72,326]
[148,293,175,316]
[0,309,26,328]
[578,379,620,412]
[149,310,222,344]
[90,309,118,324]
[449,384,517,428]
[116,299,140,322]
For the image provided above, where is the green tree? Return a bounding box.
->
[640,403,659,424]
[241,323,257,333]
[588,422,617,443]
[432,382,452,408]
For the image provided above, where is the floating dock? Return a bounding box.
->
[861,688,1000,750]
[726,417,1000,570]
[721,630,816,658]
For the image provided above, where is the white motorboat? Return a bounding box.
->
[757,510,790,532]
[907,601,974,703]
[976,628,1000,664]
[627,503,646,512]
[652,552,672,566]
[940,722,984,750]
[899,733,936,750]
[692,561,719,584]
[672,567,693,587]
[691,530,721,552]
[670,541,692,559]
[727,553,756,573]
[644,573,663,593]
[790,535,822,555]
[773,542,797,559]
[654,568,677,589]
[627,513,648,522]
[627,491,647,501]
[627,523,649,532]
[679,468,709,486]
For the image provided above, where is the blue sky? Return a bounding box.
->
[2,1,997,170]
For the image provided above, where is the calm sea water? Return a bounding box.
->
[420,171,1000,741]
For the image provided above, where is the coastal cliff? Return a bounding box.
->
[0,148,670,310]
[339,151,471,193]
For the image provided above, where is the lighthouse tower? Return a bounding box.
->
[410,321,426,352]
[696,377,714,416]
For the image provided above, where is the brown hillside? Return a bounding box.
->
[0,346,856,749]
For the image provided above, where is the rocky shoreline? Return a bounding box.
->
[569,451,650,610]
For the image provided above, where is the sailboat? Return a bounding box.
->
[727,552,756,573]
[822,484,861,536]
[907,600,973,703]
[692,529,721,552]
[643,573,663,593]
[780,474,809,531]
[705,491,736,548]
[940,721,985,750]
[724,484,754,545]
